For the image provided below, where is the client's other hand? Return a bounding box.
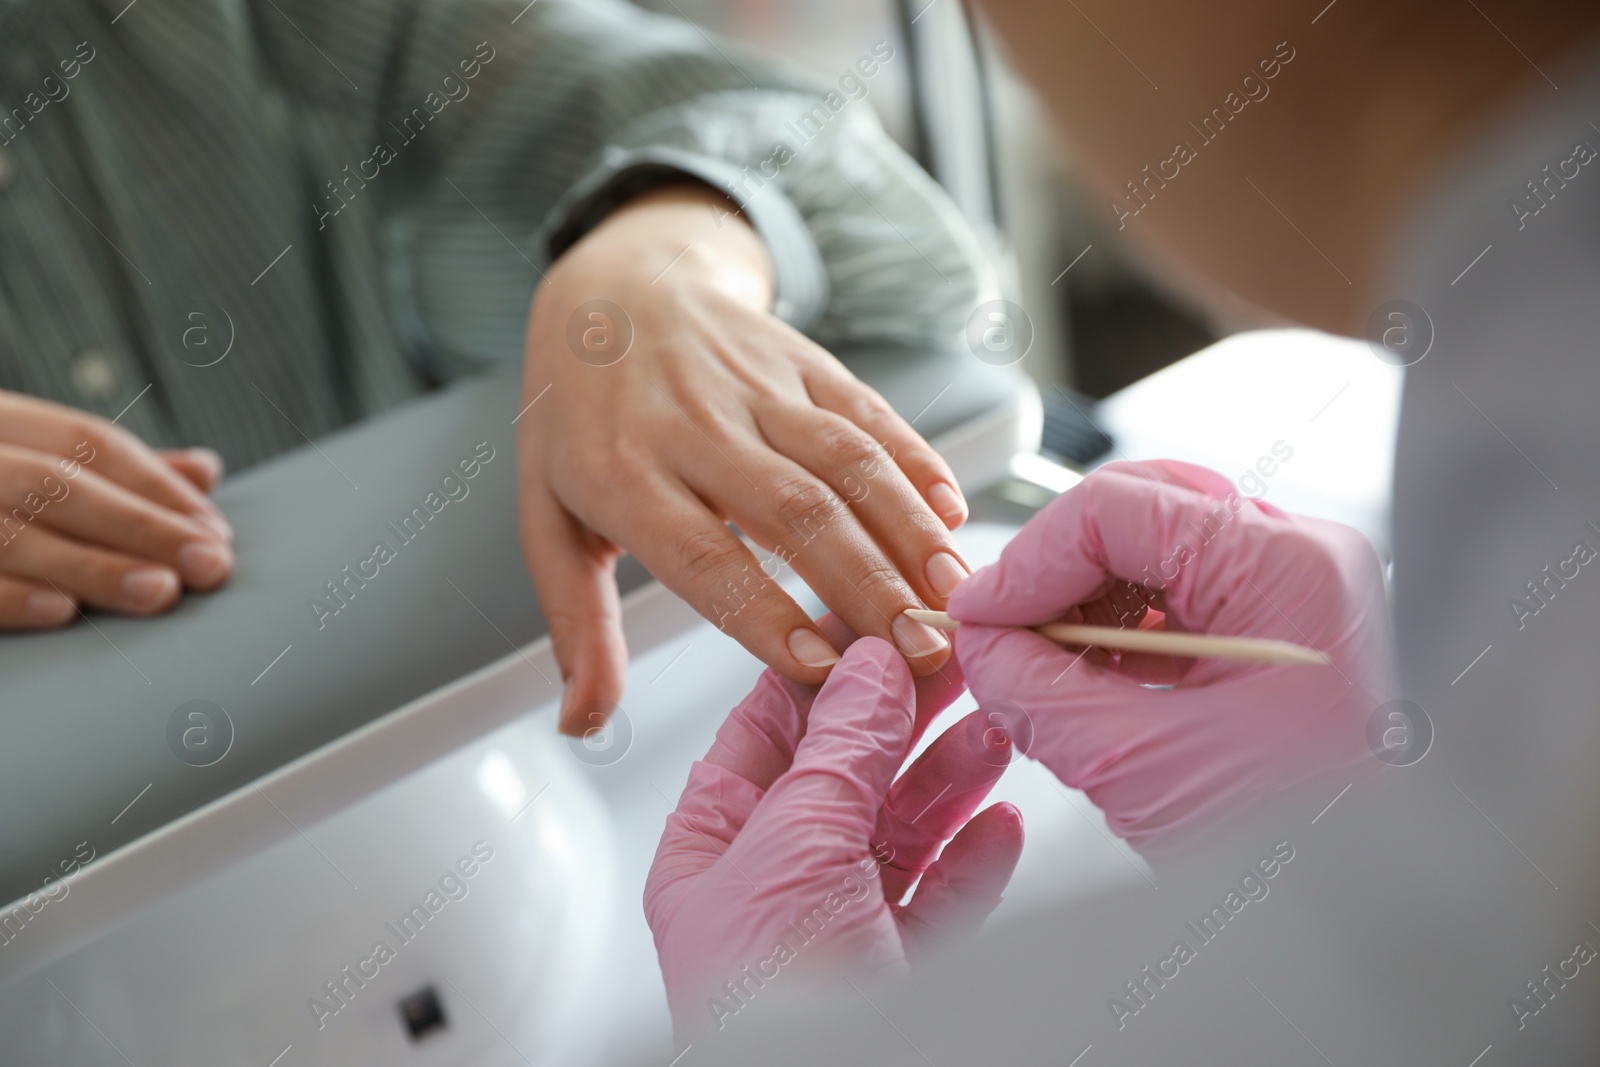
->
[645,629,1023,1037]
[949,460,1392,858]
[0,390,233,629]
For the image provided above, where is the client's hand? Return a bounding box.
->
[949,460,1392,858]
[645,631,1023,1037]
[0,390,233,629]
[517,185,970,735]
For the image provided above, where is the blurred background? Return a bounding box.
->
[635,0,1218,402]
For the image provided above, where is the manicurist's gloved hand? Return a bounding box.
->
[0,390,233,629]
[949,460,1393,858]
[645,626,1023,1038]
[517,185,970,736]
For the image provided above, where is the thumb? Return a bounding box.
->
[737,638,916,869]
[947,461,1280,631]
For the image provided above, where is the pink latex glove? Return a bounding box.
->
[949,459,1393,857]
[645,629,1024,1038]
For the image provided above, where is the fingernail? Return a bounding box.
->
[558,685,578,732]
[188,447,225,481]
[893,611,950,658]
[925,551,970,598]
[178,540,232,584]
[191,509,233,542]
[26,590,75,625]
[787,628,841,668]
[927,482,967,523]
[123,568,179,607]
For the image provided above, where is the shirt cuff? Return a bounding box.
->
[537,145,830,333]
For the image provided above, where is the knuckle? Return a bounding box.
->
[594,443,654,488]
[904,507,951,542]
[768,475,841,532]
[1269,525,1337,568]
[849,556,912,605]
[538,604,619,650]
[559,444,652,510]
[846,387,898,426]
[70,419,115,460]
[1310,524,1378,588]
[82,548,129,587]
[60,553,124,602]
[8,455,53,493]
[1248,523,1350,594]
[675,526,743,582]
[540,604,597,632]
[607,441,654,476]
[674,393,729,435]
[125,507,178,550]
[815,421,886,477]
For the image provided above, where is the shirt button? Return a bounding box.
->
[0,149,15,192]
[70,348,121,404]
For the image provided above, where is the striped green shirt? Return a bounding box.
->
[0,0,986,471]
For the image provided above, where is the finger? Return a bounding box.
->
[955,622,1166,728]
[0,523,182,615]
[704,614,967,792]
[735,638,916,872]
[1137,458,1290,519]
[0,393,230,533]
[947,460,1303,634]
[674,434,952,673]
[908,648,966,748]
[604,472,844,686]
[656,631,844,911]
[816,613,967,745]
[871,709,1013,904]
[517,486,629,737]
[956,621,1250,840]
[756,402,972,607]
[0,447,233,589]
[160,448,224,494]
[653,639,832,888]
[0,573,77,631]
[647,758,770,921]
[801,363,969,529]
[703,668,821,793]
[1074,582,1155,631]
[1049,594,1183,683]
[895,802,1024,961]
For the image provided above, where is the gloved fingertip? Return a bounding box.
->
[800,639,915,755]
[946,802,1026,883]
[944,561,998,619]
[894,803,1026,960]
[987,801,1025,842]
[743,666,918,853]
[824,635,914,698]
